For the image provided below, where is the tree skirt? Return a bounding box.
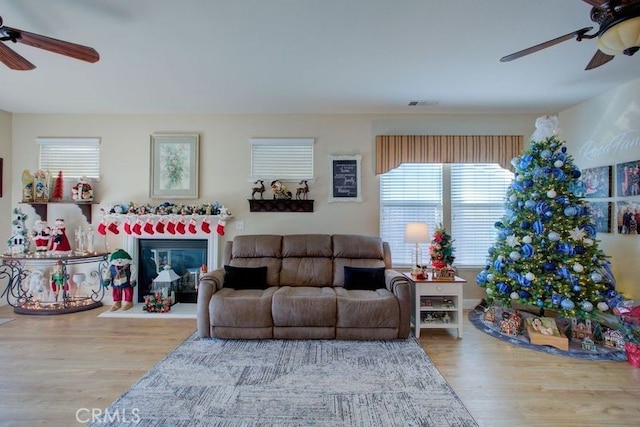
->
[469,305,626,361]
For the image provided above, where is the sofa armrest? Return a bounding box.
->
[197,269,225,338]
[385,269,411,339]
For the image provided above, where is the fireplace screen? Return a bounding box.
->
[137,239,207,303]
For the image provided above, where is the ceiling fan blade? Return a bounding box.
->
[500,27,593,62]
[6,26,99,63]
[0,42,35,70]
[581,0,608,7]
[585,49,615,70]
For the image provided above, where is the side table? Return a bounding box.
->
[403,272,466,339]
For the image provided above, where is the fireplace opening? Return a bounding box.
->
[137,239,208,303]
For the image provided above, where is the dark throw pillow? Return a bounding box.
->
[223,265,268,290]
[343,266,385,290]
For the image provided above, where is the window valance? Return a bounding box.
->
[374,135,523,174]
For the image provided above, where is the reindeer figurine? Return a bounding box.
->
[296,180,309,200]
[251,180,266,199]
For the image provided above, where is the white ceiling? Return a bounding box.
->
[1,0,639,115]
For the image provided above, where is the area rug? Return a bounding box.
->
[469,305,626,361]
[91,335,478,426]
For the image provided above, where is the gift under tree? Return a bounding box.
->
[476,116,620,319]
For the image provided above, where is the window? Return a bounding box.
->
[250,138,314,181]
[37,137,101,179]
[380,163,513,267]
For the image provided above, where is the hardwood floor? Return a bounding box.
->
[0,304,639,426]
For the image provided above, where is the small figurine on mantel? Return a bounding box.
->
[102,249,136,311]
[72,177,93,202]
[296,180,310,200]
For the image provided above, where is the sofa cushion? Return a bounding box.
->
[343,266,385,290]
[272,286,336,327]
[231,234,283,258]
[282,234,332,257]
[334,287,400,328]
[210,287,277,328]
[223,265,268,290]
[333,234,384,259]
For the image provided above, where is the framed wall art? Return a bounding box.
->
[581,165,612,198]
[616,200,640,235]
[587,201,612,233]
[150,133,199,199]
[329,154,362,203]
[616,160,640,197]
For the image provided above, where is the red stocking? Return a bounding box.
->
[143,219,155,235]
[216,219,226,236]
[166,218,176,235]
[108,221,120,235]
[123,219,132,235]
[132,219,143,235]
[155,219,165,234]
[97,220,107,236]
[176,218,186,234]
[201,218,211,234]
[188,217,198,234]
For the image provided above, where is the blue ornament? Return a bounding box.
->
[518,290,532,299]
[573,285,582,292]
[580,224,597,237]
[572,169,581,179]
[552,294,562,305]
[476,271,487,284]
[521,243,534,258]
[536,299,544,307]
[533,220,545,235]
[524,200,536,209]
[557,265,571,279]
[561,147,567,154]
[590,272,603,283]
[496,283,511,294]
[560,299,575,310]
[540,149,552,159]
[556,195,569,204]
[519,155,534,170]
[523,179,533,188]
[557,242,575,256]
[542,262,556,272]
[582,301,594,312]
[574,246,586,255]
[520,221,531,230]
[564,206,577,217]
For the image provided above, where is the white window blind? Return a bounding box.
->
[451,164,513,266]
[37,137,101,179]
[380,163,443,266]
[250,138,314,181]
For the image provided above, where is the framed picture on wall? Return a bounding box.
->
[329,154,362,202]
[616,200,640,235]
[587,201,612,233]
[150,133,199,199]
[616,160,640,197]
[581,165,612,198]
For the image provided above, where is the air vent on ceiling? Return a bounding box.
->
[408,100,440,107]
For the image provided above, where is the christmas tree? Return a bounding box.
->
[429,224,455,269]
[476,116,620,319]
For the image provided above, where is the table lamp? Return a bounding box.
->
[404,222,430,271]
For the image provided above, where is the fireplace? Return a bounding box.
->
[122,230,221,304]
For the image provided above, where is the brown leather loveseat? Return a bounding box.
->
[197,234,411,340]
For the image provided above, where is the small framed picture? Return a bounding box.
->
[150,134,199,199]
[581,165,612,198]
[616,160,640,197]
[329,154,362,203]
[587,201,612,233]
[616,200,640,235]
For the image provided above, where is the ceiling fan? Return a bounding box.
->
[501,0,640,70]
[0,14,99,70]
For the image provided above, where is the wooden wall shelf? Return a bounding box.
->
[21,201,97,223]
[248,199,314,213]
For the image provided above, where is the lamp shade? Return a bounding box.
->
[597,16,640,56]
[404,223,430,243]
[153,265,180,283]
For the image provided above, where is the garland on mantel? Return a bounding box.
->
[98,201,231,236]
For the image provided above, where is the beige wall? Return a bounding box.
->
[8,112,538,304]
[560,77,640,300]
[0,110,11,253]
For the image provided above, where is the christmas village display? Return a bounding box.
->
[475,116,640,364]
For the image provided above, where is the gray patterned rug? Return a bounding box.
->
[92,334,477,426]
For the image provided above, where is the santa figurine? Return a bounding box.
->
[102,249,136,311]
[32,220,52,254]
[48,218,72,254]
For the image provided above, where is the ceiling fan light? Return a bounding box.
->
[597,16,640,56]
